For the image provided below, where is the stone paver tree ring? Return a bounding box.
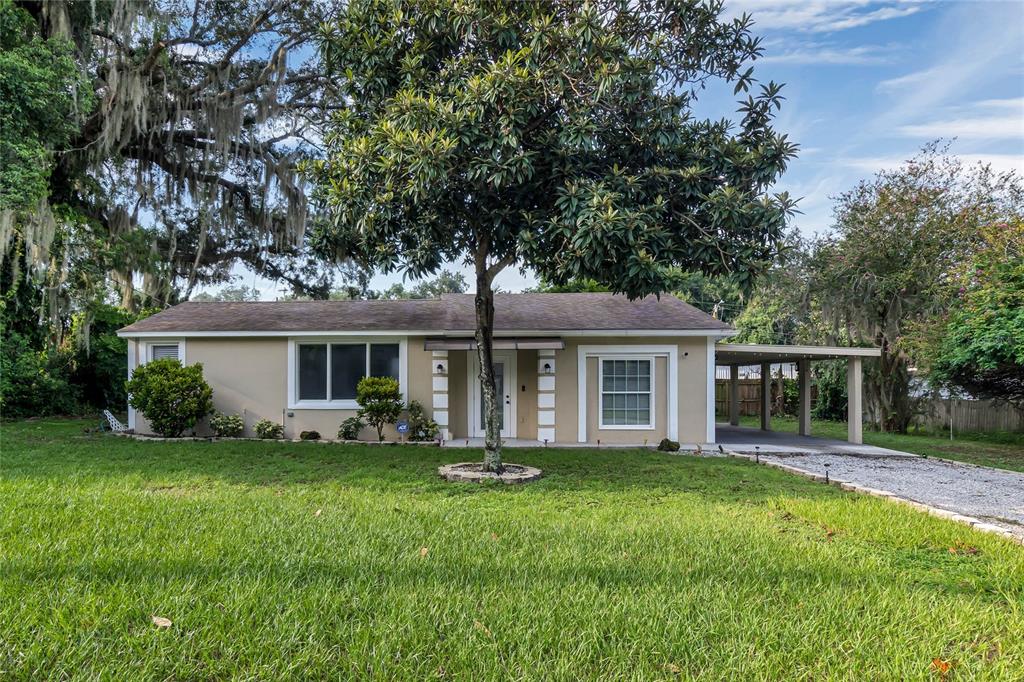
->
[438,463,543,485]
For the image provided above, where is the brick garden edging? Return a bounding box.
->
[724,449,1023,545]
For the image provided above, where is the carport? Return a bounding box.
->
[714,344,881,444]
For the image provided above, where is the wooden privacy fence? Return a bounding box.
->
[714,379,816,417]
[914,398,1024,433]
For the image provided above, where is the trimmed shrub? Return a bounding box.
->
[338,416,364,440]
[657,438,680,452]
[254,418,283,439]
[126,358,213,437]
[356,376,403,442]
[299,430,321,441]
[210,413,245,437]
[406,400,439,440]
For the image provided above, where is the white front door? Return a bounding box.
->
[469,350,517,438]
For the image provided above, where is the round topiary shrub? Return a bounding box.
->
[299,430,321,441]
[356,376,403,442]
[254,418,283,439]
[210,412,245,437]
[126,358,213,437]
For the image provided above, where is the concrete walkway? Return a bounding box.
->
[713,424,911,456]
[716,425,1024,541]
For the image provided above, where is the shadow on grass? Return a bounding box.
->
[2,419,840,502]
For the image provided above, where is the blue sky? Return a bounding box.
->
[221,0,1024,299]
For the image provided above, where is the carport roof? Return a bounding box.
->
[715,343,881,365]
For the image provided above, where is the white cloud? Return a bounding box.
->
[839,152,1024,175]
[898,115,1023,140]
[889,97,1024,141]
[729,1,925,33]
[870,2,1024,127]
[760,43,894,65]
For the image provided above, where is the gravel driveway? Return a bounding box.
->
[759,452,1024,540]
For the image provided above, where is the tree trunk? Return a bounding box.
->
[875,335,914,433]
[474,262,503,472]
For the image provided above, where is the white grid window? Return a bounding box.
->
[600,359,652,427]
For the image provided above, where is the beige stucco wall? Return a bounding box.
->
[584,355,668,444]
[129,334,713,444]
[553,336,711,444]
[133,336,435,440]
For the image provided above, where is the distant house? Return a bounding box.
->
[117,293,878,444]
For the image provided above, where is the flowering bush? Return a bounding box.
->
[209,413,245,437]
[253,418,283,439]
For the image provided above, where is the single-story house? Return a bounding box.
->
[116,293,878,444]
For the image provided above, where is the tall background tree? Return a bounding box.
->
[808,144,1022,432]
[909,219,1024,408]
[2,0,345,340]
[309,0,796,471]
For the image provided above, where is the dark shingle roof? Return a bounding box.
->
[117,293,732,334]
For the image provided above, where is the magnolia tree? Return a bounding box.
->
[307,0,796,471]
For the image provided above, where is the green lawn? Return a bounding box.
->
[728,414,1024,472]
[2,419,1022,680]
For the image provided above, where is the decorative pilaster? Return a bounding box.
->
[431,351,449,440]
[537,349,556,443]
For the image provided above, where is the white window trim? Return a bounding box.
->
[140,339,186,364]
[577,345,678,442]
[287,337,408,410]
[597,355,656,431]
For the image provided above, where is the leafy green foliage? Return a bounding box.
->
[209,413,245,438]
[809,143,1023,432]
[377,270,467,300]
[299,430,321,441]
[126,359,213,437]
[67,304,137,410]
[356,376,403,442]
[812,361,849,422]
[310,0,796,466]
[0,332,79,417]
[405,400,439,441]
[0,0,90,210]
[253,419,284,440]
[924,221,1024,405]
[338,416,365,441]
[310,1,795,297]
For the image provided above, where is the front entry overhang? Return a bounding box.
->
[423,337,565,351]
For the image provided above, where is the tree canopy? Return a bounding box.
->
[309,0,796,470]
[915,220,1024,407]
[1,0,346,345]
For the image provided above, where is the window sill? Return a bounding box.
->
[598,424,656,430]
[289,400,359,410]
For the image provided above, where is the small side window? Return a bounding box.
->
[150,344,179,361]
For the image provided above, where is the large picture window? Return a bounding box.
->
[600,358,653,428]
[293,341,401,406]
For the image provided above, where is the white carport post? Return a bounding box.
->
[797,359,811,436]
[728,365,740,426]
[847,357,863,444]
[759,362,771,431]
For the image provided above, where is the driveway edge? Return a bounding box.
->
[725,450,1024,545]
